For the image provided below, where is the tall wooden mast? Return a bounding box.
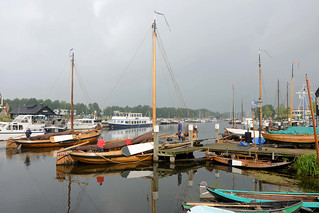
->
[70,49,74,130]
[152,19,157,128]
[258,50,262,150]
[306,75,319,165]
[258,50,262,125]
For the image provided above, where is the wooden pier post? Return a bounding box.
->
[170,156,175,164]
[215,123,220,143]
[188,170,194,186]
[153,124,159,162]
[152,163,159,200]
[189,123,194,147]
[272,151,275,160]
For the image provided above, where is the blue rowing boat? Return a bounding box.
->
[206,186,319,209]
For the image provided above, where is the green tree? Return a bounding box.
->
[262,104,275,119]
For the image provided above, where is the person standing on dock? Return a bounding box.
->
[178,121,182,140]
[97,136,105,152]
[25,128,32,140]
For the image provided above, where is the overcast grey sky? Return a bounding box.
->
[0,0,318,113]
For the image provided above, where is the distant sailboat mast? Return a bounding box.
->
[287,82,289,121]
[290,62,299,125]
[232,84,235,128]
[241,100,244,123]
[277,79,280,120]
[70,49,74,130]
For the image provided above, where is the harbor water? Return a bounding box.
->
[0,121,317,213]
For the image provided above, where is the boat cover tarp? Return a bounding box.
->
[238,137,265,147]
[252,137,265,145]
[269,126,319,135]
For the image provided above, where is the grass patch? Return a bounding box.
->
[293,154,319,177]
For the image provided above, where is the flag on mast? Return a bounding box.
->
[251,100,258,107]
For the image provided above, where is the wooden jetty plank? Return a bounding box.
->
[159,141,316,158]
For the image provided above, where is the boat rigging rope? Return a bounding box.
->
[19,154,57,213]
[156,49,175,106]
[77,182,103,213]
[73,63,95,112]
[100,28,151,109]
[45,57,69,100]
[156,30,189,112]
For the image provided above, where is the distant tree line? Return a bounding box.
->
[8,98,308,120]
[4,98,221,119]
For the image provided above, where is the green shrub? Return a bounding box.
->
[293,154,319,176]
[0,116,12,122]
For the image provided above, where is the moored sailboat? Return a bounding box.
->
[7,49,101,149]
[56,12,194,165]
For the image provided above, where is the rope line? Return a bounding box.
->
[45,57,69,100]
[101,28,151,109]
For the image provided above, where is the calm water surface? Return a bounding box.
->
[0,121,317,213]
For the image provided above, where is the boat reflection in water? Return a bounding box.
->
[5,147,57,165]
[204,161,299,192]
[54,161,304,213]
[55,161,204,213]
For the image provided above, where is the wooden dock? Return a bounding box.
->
[159,140,316,163]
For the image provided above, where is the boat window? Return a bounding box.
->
[7,125,11,130]
[19,125,23,130]
[125,121,128,124]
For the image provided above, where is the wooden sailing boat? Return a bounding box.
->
[57,12,191,165]
[7,49,101,149]
[207,50,291,169]
[262,66,319,146]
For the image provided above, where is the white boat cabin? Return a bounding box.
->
[0,115,46,141]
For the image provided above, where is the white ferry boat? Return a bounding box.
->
[0,115,45,141]
[66,118,99,130]
[108,111,152,129]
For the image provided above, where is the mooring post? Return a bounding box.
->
[152,162,159,200]
[153,124,159,162]
[188,170,194,186]
[170,156,175,164]
[215,123,220,142]
[272,151,274,160]
[189,123,194,147]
